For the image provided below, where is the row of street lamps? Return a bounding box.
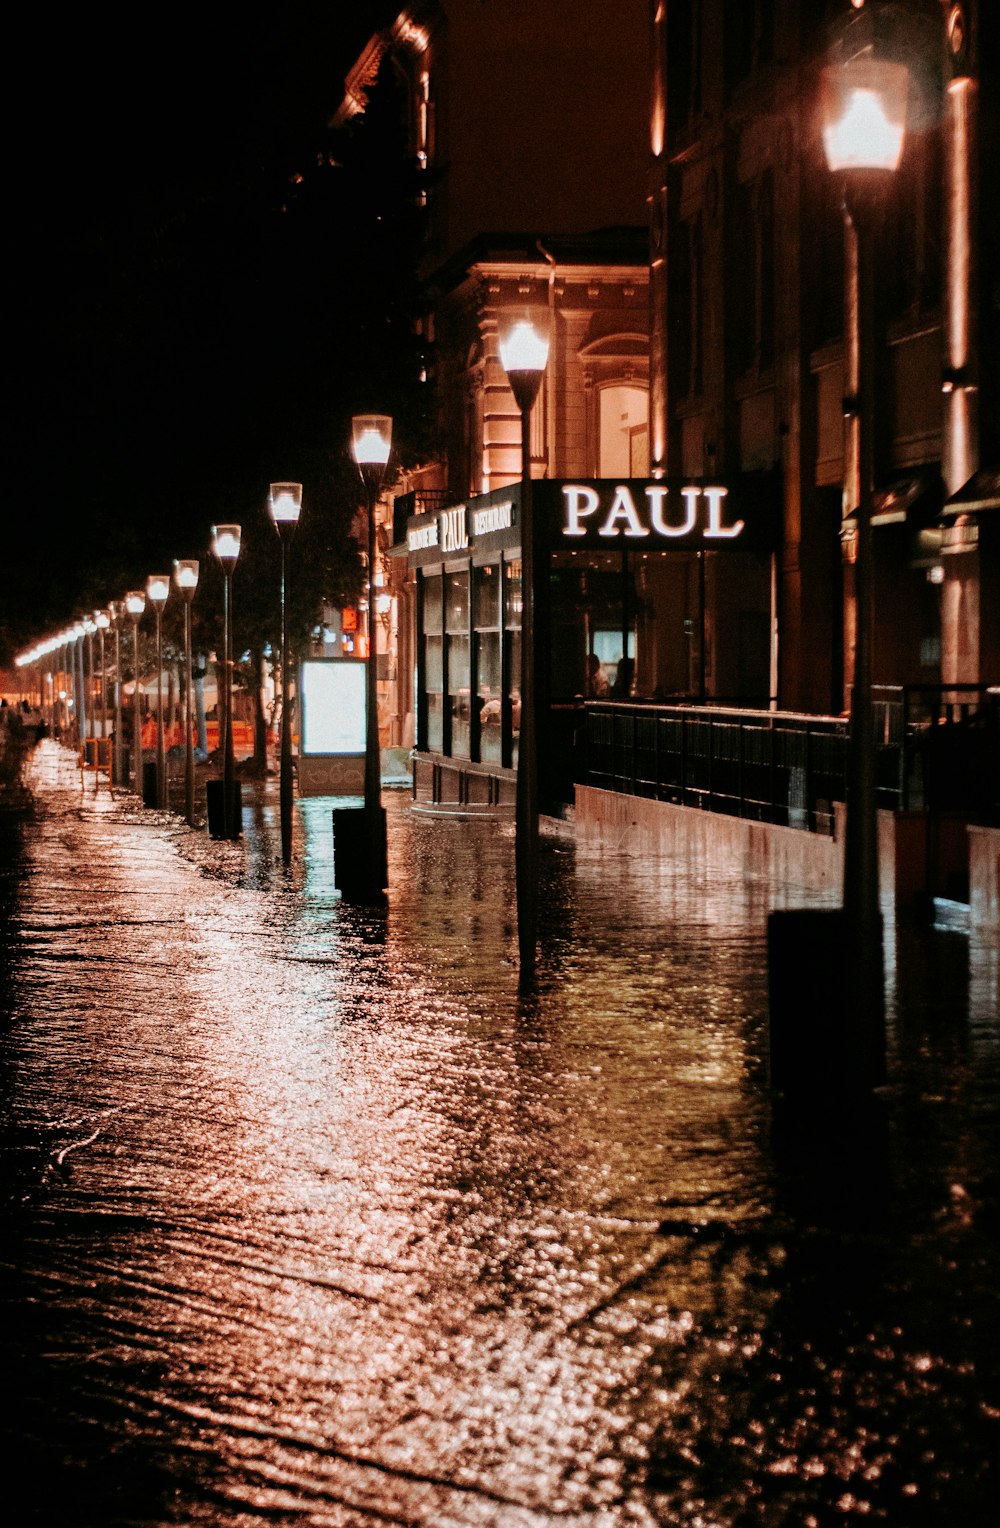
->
[13,414,394,871]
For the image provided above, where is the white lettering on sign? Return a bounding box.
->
[440,505,469,554]
[561,483,744,541]
[703,485,743,538]
[471,499,514,536]
[408,521,439,551]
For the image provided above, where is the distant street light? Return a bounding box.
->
[124,590,146,793]
[94,610,111,790]
[147,575,171,809]
[212,525,242,839]
[174,559,200,828]
[268,482,302,864]
[498,312,550,978]
[351,415,392,897]
[821,7,909,1072]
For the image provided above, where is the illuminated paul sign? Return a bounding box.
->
[560,481,744,544]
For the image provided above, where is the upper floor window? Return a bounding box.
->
[600,385,649,476]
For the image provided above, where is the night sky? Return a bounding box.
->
[7,3,393,654]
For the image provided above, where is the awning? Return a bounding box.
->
[937,466,998,557]
[871,470,942,527]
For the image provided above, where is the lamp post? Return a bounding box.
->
[174,559,200,827]
[83,617,96,761]
[125,591,146,793]
[212,525,242,838]
[70,624,86,749]
[498,313,550,977]
[108,602,124,787]
[147,575,170,809]
[821,7,908,1071]
[94,610,110,789]
[351,416,392,896]
[268,482,302,864]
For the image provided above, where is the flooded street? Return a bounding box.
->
[1,740,997,1526]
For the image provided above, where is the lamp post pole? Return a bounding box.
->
[821,10,909,1075]
[94,611,110,790]
[147,575,170,809]
[125,591,146,794]
[83,618,96,775]
[109,603,124,788]
[268,483,303,864]
[351,417,392,896]
[212,526,242,838]
[498,315,550,978]
[174,560,200,828]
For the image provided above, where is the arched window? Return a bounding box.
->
[599,385,649,476]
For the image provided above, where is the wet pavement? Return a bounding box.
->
[1,739,997,1526]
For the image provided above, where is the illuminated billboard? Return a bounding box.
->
[300,658,365,756]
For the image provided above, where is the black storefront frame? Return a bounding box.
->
[406,475,778,803]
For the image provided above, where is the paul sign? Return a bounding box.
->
[556,480,745,547]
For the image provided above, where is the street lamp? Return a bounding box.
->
[82,616,97,764]
[212,524,242,839]
[351,415,392,896]
[268,482,302,864]
[124,590,146,793]
[108,602,124,787]
[174,559,200,828]
[498,311,550,977]
[94,610,110,789]
[147,574,171,809]
[821,7,908,1074]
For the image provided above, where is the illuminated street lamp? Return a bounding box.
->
[351,415,392,896]
[147,574,171,809]
[174,559,200,828]
[212,525,242,839]
[821,4,909,1071]
[124,590,146,793]
[268,482,302,864]
[94,610,110,789]
[108,602,124,787]
[498,312,550,978]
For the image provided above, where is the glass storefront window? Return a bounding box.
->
[448,634,471,757]
[475,564,502,763]
[548,550,624,700]
[445,571,470,758]
[445,570,469,634]
[423,573,442,634]
[505,560,522,767]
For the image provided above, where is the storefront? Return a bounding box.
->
[404,474,779,812]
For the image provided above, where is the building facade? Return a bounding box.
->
[335,0,997,808]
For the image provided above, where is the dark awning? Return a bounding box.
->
[941,467,1000,516]
[937,466,998,558]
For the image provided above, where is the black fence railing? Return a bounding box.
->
[582,686,1000,833]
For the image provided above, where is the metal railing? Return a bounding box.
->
[582,685,1000,832]
[584,702,852,834]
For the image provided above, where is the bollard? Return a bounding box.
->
[767,907,885,1101]
[206,779,242,839]
[333,805,387,898]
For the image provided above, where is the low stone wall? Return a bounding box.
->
[968,826,1000,930]
[574,786,842,908]
[575,787,1000,930]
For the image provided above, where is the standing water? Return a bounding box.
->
[1,740,997,1525]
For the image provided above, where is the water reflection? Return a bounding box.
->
[1,741,997,1525]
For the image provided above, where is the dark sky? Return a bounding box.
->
[7,3,391,652]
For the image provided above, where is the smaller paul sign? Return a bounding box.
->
[534,478,777,551]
